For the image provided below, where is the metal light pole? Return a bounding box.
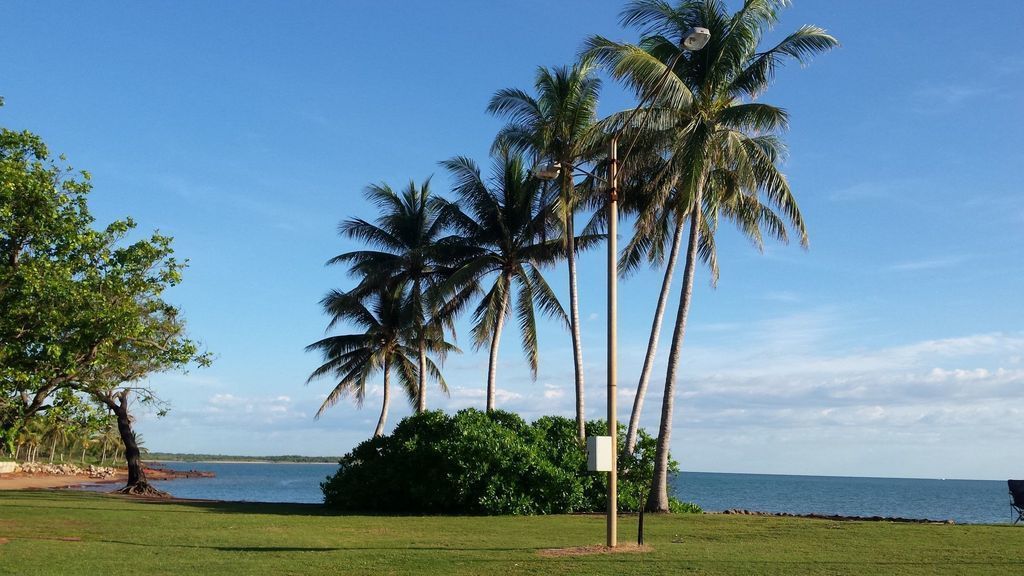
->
[603,27,709,549]
[607,135,619,548]
[530,27,709,550]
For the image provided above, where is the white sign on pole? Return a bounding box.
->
[586,436,612,472]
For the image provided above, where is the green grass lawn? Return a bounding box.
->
[1,490,1022,576]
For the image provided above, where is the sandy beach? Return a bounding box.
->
[0,466,193,491]
[0,472,126,490]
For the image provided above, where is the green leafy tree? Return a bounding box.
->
[587,0,836,511]
[0,128,101,449]
[321,409,692,515]
[440,151,573,411]
[0,126,208,490]
[74,237,209,495]
[488,59,603,440]
[307,284,453,437]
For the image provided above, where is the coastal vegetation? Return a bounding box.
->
[2,392,125,466]
[584,0,835,511]
[308,0,835,512]
[322,409,696,515]
[0,126,209,495]
[2,490,1022,576]
[142,453,340,464]
[1,0,839,517]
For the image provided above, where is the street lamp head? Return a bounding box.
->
[682,27,711,51]
[532,162,561,181]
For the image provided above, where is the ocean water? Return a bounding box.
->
[149,462,338,504]
[675,472,1011,525]
[90,463,1015,524]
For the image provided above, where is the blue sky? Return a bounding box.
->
[2,1,1022,480]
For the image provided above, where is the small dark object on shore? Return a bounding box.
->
[719,508,955,524]
[143,464,215,479]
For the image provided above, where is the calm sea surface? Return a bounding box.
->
[88,463,1014,524]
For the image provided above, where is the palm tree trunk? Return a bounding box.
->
[647,192,703,513]
[49,436,57,464]
[414,277,427,414]
[416,337,427,413]
[486,273,512,412]
[375,359,391,437]
[565,205,586,441]
[625,217,685,454]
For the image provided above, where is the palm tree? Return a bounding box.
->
[488,59,603,440]
[307,284,452,436]
[99,416,118,465]
[616,153,792,456]
[440,150,572,411]
[331,180,454,413]
[587,0,836,511]
[618,180,717,455]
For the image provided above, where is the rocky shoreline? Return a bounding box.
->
[718,508,955,524]
[0,461,215,493]
[10,462,118,479]
[143,463,215,479]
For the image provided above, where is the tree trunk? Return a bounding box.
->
[375,359,391,437]
[108,393,168,497]
[486,273,512,412]
[646,191,703,513]
[49,436,57,463]
[416,337,427,414]
[625,217,685,455]
[563,174,586,440]
[100,439,108,466]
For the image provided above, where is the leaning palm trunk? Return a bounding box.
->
[625,217,684,455]
[647,191,702,512]
[374,360,391,437]
[485,273,512,412]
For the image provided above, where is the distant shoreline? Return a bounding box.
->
[146,459,338,465]
[143,453,340,464]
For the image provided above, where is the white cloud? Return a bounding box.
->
[761,291,801,303]
[647,327,1024,477]
[888,256,968,272]
[828,178,920,202]
[542,384,565,400]
[909,83,994,114]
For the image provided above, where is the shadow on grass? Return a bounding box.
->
[97,539,533,552]
[3,490,524,520]
[1,490,331,516]
[98,540,344,552]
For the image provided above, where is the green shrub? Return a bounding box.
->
[321,409,700,515]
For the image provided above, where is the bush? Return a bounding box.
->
[321,409,701,515]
